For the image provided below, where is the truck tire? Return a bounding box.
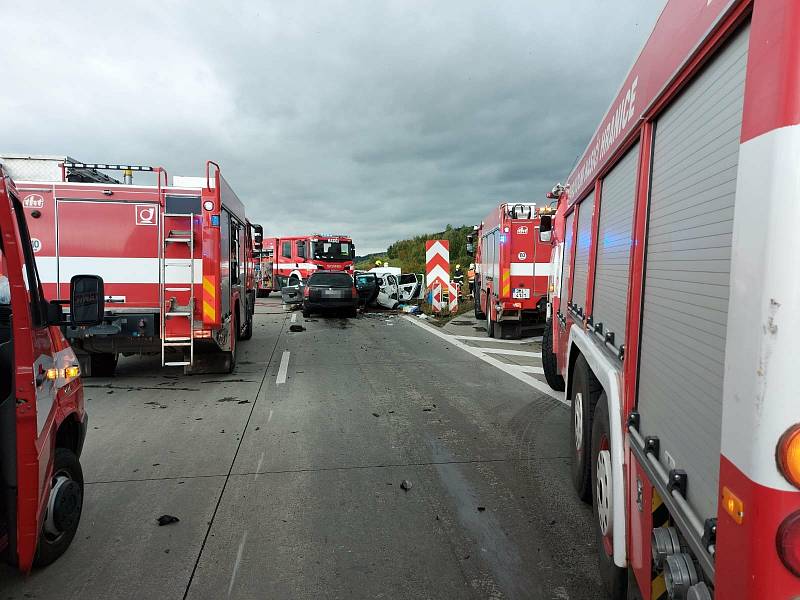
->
[263,291,271,298]
[485,305,495,338]
[474,283,486,320]
[90,353,117,377]
[542,319,565,391]
[240,312,253,340]
[591,393,627,599]
[226,315,238,374]
[571,355,602,502]
[33,448,83,568]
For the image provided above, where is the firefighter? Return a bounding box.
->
[453,263,465,297]
[467,263,475,298]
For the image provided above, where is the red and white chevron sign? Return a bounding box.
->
[426,240,457,313]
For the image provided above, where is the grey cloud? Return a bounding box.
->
[3,0,665,253]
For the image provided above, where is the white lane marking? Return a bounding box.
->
[227,531,248,597]
[480,348,542,358]
[403,316,566,405]
[508,365,545,374]
[450,335,536,345]
[290,313,297,323]
[268,409,273,423]
[254,451,265,481]
[276,351,290,385]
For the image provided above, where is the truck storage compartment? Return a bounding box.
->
[636,24,750,521]
[570,193,594,311]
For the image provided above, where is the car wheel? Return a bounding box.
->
[486,302,495,337]
[591,393,627,599]
[33,448,83,567]
[571,355,602,502]
[542,319,565,391]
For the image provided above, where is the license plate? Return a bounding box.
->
[323,289,338,297]
[512,288,530,299]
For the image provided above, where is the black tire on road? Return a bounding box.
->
[591,393,627,599]
[240,312,253,340]
[90,353,117,377]
[542,319,565,391]
[485,297,495,338]
[226,315,238,374]
[34,448,83,568]
[570,354,602,502]
[302,309,310,318]
[474,282,486,320]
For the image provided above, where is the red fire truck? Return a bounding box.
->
[255,238,276,297]
[469,203,553,339]
[261,234,355,291]
[541,2,800,598]
[1,156,262,376]
[1,166,104,571]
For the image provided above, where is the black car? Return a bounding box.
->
[302,271,359,318]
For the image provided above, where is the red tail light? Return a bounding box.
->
[777,510,800,577]
[303,286,310,298]
[351,286,358,298]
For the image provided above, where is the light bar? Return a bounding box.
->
[62,162,155,172]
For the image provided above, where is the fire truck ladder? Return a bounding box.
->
[160,213,196,368]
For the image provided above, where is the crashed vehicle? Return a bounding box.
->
[367,268,424,308]
[354,272,379,308]
[301,271,359,318]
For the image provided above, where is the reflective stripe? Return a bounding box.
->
[202,275,217,323]
[501,269,511,296]
[509,262,552,277]
[36,257,203,284]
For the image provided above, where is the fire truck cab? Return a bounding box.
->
[0,167,104,572]
[264,234,355,291]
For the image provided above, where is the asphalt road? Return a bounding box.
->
[0,297,602,600]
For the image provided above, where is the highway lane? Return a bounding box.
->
[1,297,601,599]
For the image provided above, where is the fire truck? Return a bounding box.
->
[0,156,263,376]
[1,166,104,571]
[468,203,553,339]
[255,238,276,297]
[541,1,800,598]
[261,234,354,291]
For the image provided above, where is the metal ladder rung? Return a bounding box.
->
[164,336,192,342]
[164,342,192,347]
[165,311,192,317]
[163,213,195,218]
[161,211,196,369]
[166,237,192,243]
[165,287,191,292]
[164,361,192,367]
[165,260,193,266]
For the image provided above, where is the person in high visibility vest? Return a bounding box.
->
[467,263,475,298]
[453,264,465,298]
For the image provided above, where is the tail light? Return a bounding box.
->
[351,286,358,298]
[777,423,800,488]
[303,286,310,298]
[777,510,800,577]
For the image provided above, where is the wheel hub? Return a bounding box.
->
[596,448,613,537]
[573,392,584,453]
[45,475,82,537]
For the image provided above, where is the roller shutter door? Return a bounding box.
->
[570,194,594,309]
[560,211,575,309]
[592,143,639,347]
[637,25,749,520]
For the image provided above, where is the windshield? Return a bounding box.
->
[308,272,353,287]
[313,241,352,261]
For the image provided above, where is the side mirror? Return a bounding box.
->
[70,275,105,326]
[466,242,474,256]
[253,224,263,251]
[539,215,553,243]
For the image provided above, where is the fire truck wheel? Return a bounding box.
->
[571,355,601,502]
[591,393,627,599]
[34,448,83,568]
[542,319,565,391]
[263,291,271,298]
[240,314,253,341]
[90,353,118,377]
[485,304,495,337]
[226,316,238,374]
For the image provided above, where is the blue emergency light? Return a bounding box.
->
[500,234,507,243]
[211,215,220,227]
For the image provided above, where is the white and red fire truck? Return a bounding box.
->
[1,166,104,572]
[469,203,553,339]
[261,234,355,291]
[0,156,263,376]
[541,1,800,598]
[254,238,275,297]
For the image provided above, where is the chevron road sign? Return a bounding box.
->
[425,240,457,313]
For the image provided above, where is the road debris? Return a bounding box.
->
[157,515,180,526]
[372,412,380,418]
[289,324,306,332]
[400,479,413,491]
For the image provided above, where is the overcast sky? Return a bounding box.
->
[3,1,666,254]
